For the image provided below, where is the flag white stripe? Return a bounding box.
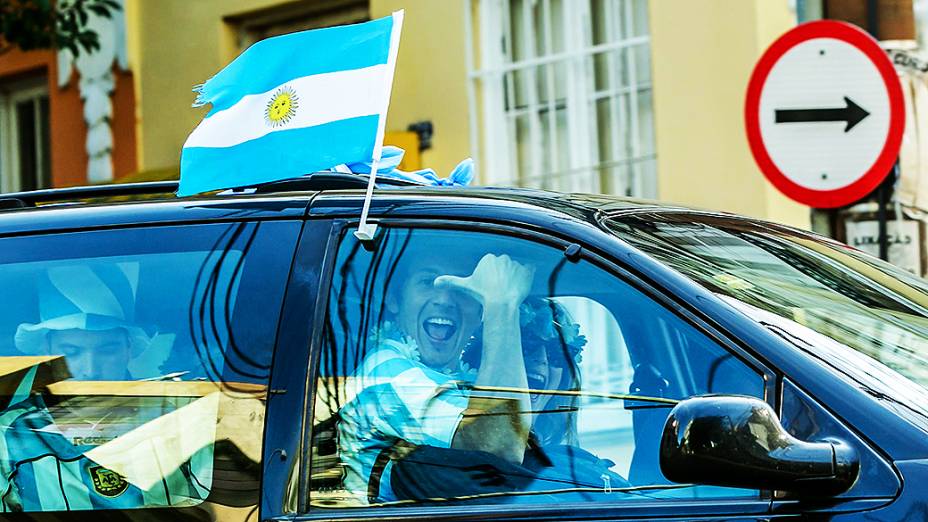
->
[184,64,389,149]
[372,10,404,162]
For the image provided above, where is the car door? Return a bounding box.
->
[0,219,301,521]
[601,212,909,519]
[284,216,780,522]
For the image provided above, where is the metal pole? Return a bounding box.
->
[878,161,899,261]
[868,0,887,260]
[867,0,879,37]
[878,170,889,261]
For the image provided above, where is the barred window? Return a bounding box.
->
[466,0,656,196]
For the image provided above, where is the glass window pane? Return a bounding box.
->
[0,222,298,515]
[38,95,50,189]
[472,0,654,195]
[15,99,37,192]
[308,227,763,509]
[607,215,928,414]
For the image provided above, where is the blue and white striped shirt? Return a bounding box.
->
[0,393,212,512]
[337,337,474,503]
[0,367,211,512]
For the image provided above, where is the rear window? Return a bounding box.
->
[0,221,298,516]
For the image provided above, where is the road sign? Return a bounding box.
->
[745,21,905,208]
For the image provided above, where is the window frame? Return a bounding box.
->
[225,0,370,52]
[0,218,305,519]
[0,78,51,193]
[297,216,778,520]
[464,0,656,196]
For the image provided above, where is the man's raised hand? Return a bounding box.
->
[434,254,534,309]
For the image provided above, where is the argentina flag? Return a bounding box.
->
[178,11,404,196]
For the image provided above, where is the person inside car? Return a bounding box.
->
[337,247,537,504]
[0,263,205,512]
[14,264,152,380]
[386,297,628,502]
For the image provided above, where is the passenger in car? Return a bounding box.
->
[386,297,627,502]
[491,297,586,448]
[0,264,204,512]
[14,264,153,380]
[337,249,537,503]
[511,299,626,494]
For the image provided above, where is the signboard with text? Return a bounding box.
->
[846,219,922,274]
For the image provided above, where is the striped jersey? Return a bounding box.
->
[0,394,210,512]
[337,337,474,503]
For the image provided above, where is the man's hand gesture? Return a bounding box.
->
[434,254,534,310]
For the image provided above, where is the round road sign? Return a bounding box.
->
[745,20,904,208]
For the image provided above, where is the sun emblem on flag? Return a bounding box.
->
[265,86,299,127]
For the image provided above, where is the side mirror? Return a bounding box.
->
[660,395,859,497]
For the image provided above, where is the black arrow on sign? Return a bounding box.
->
[774,96,870,132]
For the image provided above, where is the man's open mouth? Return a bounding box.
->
[423,316,457,342]
[527,372,547,401]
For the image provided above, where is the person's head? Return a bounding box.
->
[386,252,481,371]
[463,297,586,443]
[522,298,585,395]
[520,298,586,445]
[46,328,131,381]
[15,264,151,380]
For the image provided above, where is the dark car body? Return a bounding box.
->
[0,178,926,521]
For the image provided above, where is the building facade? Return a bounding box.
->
[0,0,810,229]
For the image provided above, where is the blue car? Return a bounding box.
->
[0,176,925,521]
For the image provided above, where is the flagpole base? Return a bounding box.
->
[354,223,379,241]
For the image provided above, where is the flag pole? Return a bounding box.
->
[355,155,380,241]
[355,10,404,242]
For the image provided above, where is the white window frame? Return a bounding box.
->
[464,0,656,197]
[227,0,369,51]
[0,80,50,193]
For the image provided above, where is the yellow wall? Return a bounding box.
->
[371,0,471,176]
[126,0,470,176]
[126,0,288,172]
[648,0,810,228]
[125,0,812,229]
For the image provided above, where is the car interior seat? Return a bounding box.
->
[625,362,674,486]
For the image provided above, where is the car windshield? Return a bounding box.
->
[606,212,928,422]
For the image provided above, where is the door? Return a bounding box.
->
[290,220,776,521]
[0,220,301,520]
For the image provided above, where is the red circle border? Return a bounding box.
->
[744,20,905,209]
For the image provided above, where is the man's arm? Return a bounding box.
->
[435,254,534,464]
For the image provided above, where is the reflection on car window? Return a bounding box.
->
[0,222,296,515]
[308,227,763,509]
[606,215,928,397]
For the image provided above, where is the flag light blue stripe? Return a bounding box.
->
[179,116,379,196]
[195,17,393,116]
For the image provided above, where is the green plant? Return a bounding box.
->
[0,0,121,57]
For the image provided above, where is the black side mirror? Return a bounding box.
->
[660,395,859,497]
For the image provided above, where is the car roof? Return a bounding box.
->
[0,174,786,238]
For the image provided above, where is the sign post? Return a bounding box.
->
[744,21,905,213]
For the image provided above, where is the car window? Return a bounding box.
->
[0,221,298,516]
[307,227,764,510]
[780,379,899,499]
[606,215,928,426]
